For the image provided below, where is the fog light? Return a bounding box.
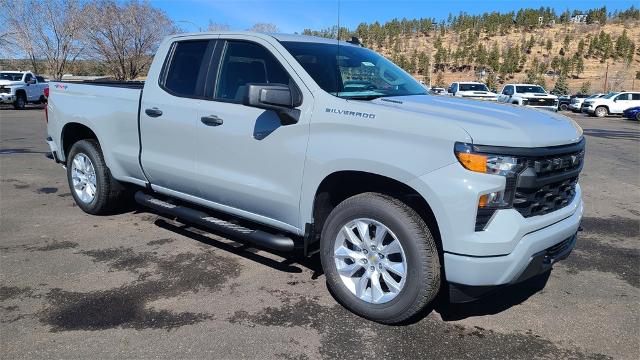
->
[479,191,505,208]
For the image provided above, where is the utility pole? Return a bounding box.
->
[603,62,609,93]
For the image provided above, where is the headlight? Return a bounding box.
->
[454,142,524,229]
[454,143,522,177]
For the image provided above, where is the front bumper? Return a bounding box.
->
[408,162,583,287]
[569,103,582,111]
[524,105,557,112]
[581,105,595,113]
[0,93,16,103]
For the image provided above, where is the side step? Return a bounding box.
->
[134,191,295,252]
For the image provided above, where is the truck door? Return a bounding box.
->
[195,38,312,232]
[139,39,216,196]
[23,73,37,101]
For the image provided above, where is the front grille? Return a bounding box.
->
[527,98,556,107]
[0,87,10,94]
[545,235,575,260]
[513,145,583,217]
[513,176,578,217]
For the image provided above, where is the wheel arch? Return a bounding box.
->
[61,122,100,160]
[308,170,443,257]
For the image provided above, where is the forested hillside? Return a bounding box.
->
[304,6,640,94]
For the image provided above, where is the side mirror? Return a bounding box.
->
[243,83,302,125]
[27,78,36,85]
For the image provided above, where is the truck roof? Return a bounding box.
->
[168,31,360,46]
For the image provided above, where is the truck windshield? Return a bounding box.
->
[459,83,489,91]
[602,92,619,99]
[280,41,427,100]
[0,73,23,81]
[516,85,546,94]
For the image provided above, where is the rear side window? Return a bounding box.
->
[36,76,45,82]
[215,41,290,102]
[162,40,211,97]
[632,93,640,100]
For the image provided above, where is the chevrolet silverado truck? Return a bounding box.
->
[498,83,559,111]
[46,32,584,324]
[0,71,49,109]
[447,81,498,101]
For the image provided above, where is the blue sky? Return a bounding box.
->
[151,0,636,33]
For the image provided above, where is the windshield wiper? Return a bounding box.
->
[341,94,387,100]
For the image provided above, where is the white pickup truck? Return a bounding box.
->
[46,32,584,324]
[447,81,498,101]
[0,71,49,109]
[498,83,559,111]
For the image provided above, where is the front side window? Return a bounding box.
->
[163,40,210,97]
[459,83,489,92]
[515,85,546,94]
[615,93,629,101]
[281,41,426,100]
[215,41,291,102]
[24,73,33,82]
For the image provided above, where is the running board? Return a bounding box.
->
[134,191,295,252]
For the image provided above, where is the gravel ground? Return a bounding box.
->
[1,105,638,359]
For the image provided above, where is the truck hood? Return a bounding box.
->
[0,80,23,87]
[520,92,557,99]
[457,90,498,98]
[372,95,582,147]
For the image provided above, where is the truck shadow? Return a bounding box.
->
[583,128,639,141]
[434,271,551,321]
[142,206,549,324]
[152,218,324,278]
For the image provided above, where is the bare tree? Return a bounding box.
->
[247,23,279,33]
[207,21,230,31]
[83,0,177,80]
[0,0,85,79]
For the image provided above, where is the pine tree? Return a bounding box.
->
[579,81,591,95]
[552,74,569,95]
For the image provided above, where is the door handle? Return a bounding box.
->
[201,115,223,126]
[145,107,163,117]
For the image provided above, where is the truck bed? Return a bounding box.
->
[47,81,146,185]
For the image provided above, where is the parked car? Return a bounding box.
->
[582,91,640,117]
[497,84,559,111]
[557,95,570,111]
[447,81,498,101]
[623,106,640,121]
[571,93,603,112]
[429,87,447,95]
[0,71,49,109]
[46,32,584,324]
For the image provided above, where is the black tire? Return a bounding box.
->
[13,93,26,110]
[636,113,640,121]
[66,139,124,215]
[594,106,608,118]
[559,103,568,111]
[320,192,441,324]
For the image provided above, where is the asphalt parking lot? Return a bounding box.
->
[1,105,638,359]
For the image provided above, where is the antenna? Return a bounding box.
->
[336,0,341,97]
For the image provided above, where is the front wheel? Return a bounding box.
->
[320,192,441,324]
[559,103,568,111]
[594,106,608,118]
[13,93,26,110]
[66,139,124,214]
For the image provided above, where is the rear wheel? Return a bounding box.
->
[320,192,441,324]
[66,139,124,214]
[594,106,608,118]
[13,93,26,110]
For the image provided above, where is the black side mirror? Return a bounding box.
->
[26,78,36,85]
[243,83,302,125]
